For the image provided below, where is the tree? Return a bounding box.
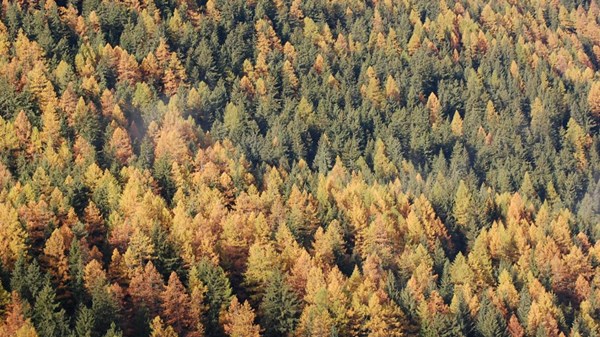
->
[0,20,9,59]
[81,257,119,335]
[103,323,123,337]
[149,316,178,337]
[365,293,405,337]
[244,242,281,302]
[26,62,57,109]
[188,273,208,337]
[123,230,155,271]
[588,81,600,118]
[476,295,508,337]
[154,125,190,165]
[313,134,333,174]
[83,259,108,293]
[467,232,494,289]
[117,52,140,85]
[282,60,299,93]
[450,291,475,337]
[129,262,164,325]
[20,200,56,256]
[83,202,106,252]
[373,139,398,182]
[10,257,46,305]
[286,185,320,247]
[312,222,344,269]
[364,66,384,107]
[160,272,197,336]
[221,297,261,337]
[565,118,592,170]
[0,202,27,268]
[89,283,120,337]
[13,110,32,148]
[453,180,472,227]
[164,53,187,96]
[42,228,72,306]
[141,52,162,85]
[507,315,524,337]
[551,246,593,303]
[74,305,94,337]
[453,180,476,243]
[407,24,422,54]
[38,98,61,147]
[191,259,232,336]
[0,293,39,337]
[259,273,301,337]
[426,93,442,127]
[450,111,463,136]
[295,301,335,337]
[497,270,519,310]
[151,224,185,282]
[108,249,127,287]
[72,97,100,145]
[109,127,134,166]
[385,75,401,102]
[31,284,70,337]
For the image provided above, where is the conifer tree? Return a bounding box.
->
[103,323,123,337]
[588,81,600,118]
[160,272,196,336]
[259,273,301,337]
[83,202,106,251]
[149,316,178,337]
[0,203,27,268]
[109,127,134,166]
[221,297,261,337]
[0,293,38,337]
[42,229,72,306]
[90,283,120,337]
[191,259,232,337]
[74,305,95,337]
[31,284,70,337]
[476,295,508,337]
[129,262,164,325]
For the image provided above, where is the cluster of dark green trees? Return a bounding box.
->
[0,0,598,336]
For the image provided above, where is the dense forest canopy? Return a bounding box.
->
[0,0,599,336]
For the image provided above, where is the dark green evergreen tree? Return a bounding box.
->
[259,273,301,337]
[10,256,46,304]
[74,305,95,337]
[32,284,71,337]
[192,259,232,337]
[476,296,508,337]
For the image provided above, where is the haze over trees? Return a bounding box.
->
[0,0,599,336]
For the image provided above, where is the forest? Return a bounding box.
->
[0,0,599,336]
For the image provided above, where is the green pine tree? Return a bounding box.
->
[32,284,71,337]
[259,272,302,337]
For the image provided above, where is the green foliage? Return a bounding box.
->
[102,323,124,337]
[74,305,95,337]
[32,284,70,337]
[191,259,232,337]
[90,284,120,337]
[10,257,46,304]
[476,296,508,337]
[259,273,301,337]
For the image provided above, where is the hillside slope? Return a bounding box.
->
[0,0,599,336]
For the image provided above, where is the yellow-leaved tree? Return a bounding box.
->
[220,297,261,337]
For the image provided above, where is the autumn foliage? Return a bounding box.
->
[0,0,598,337]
